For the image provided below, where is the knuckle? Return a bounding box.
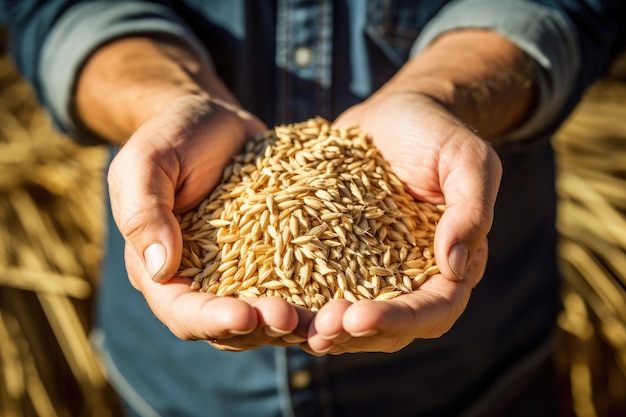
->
[117,208,150,240]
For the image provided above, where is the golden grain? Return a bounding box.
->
[176,118,442,311]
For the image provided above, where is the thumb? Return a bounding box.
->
[108,143,183,284]
[435,139,502,282]
[130,205,183,284]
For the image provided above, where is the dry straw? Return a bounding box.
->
[177,117,443,311]
[553,51,626,417]
[0,36,119,416]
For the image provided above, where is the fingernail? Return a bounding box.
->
[144,242,166,281]
[449,242,470,280]
[319,332,341,341]
[264,326,291,338]
[350,329,378,338]
[228,329,254,336]
[314,348,332,356]
[282,334,307,344]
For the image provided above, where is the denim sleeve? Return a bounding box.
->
[1,0,80,96]
[2,1,209,144]
[411,0,625,142]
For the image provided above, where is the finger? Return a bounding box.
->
[155,281,260,340]
[462,236,489,290]
[207,339,244,352]
[306,300,353,353]
[313,299,353,338]
[315,292,452,353]
[244,297,300,337]
[305,240,486,354]
[205,300,313,350]
[292,305,316,338]
[150,279,260,340]
[209,327,278,351]
[109,97,265,284]
[341,270,477,342]
[435,136,502,281]
[126,244,258,340]
[279,305,314,345]
[334,275,474,348]
[108,127,183,283]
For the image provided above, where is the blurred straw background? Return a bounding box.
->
[553,52,626,417]
[0,26,625,416]
[0,30,119,416]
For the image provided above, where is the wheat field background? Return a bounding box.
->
[0,28,625,416]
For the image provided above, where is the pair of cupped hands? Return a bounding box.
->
[108,89,502,355]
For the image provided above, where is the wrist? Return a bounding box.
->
[376,30,537,141]
[74,35,237,143]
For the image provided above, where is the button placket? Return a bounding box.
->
[294,45,313,67]
[290,368,313,389]
[275,0,333,122]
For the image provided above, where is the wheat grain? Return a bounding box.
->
[176,117,443,311]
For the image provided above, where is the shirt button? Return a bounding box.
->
[293,46,313,67]
[290,369,312,389]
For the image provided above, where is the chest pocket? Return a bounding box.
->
[365,0,450,67]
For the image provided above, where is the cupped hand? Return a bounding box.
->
[304,91,502,354]
[304,238,487,354]
[125,241,314,350]
[108,94,313,349]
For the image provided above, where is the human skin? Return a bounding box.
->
[74,29,534,352]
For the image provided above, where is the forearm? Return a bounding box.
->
[74,35,236,144]
[378,30,537,141]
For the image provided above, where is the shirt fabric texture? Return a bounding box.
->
[1,1,625,416]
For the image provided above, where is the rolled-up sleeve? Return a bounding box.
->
[37,1,209,144]
[410,0,580,142]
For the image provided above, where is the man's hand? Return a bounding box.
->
[303,91,500,354]
[107,94,319,350]
[303,29,535,354]
[76,29,533,353]
[76,37,315,350]
[304,240,488,354]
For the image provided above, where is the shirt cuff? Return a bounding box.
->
[410,0,580,143]
[39,1,210,144]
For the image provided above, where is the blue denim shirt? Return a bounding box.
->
[2,1,625,416]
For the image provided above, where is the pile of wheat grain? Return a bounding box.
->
[177,117,443,311]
